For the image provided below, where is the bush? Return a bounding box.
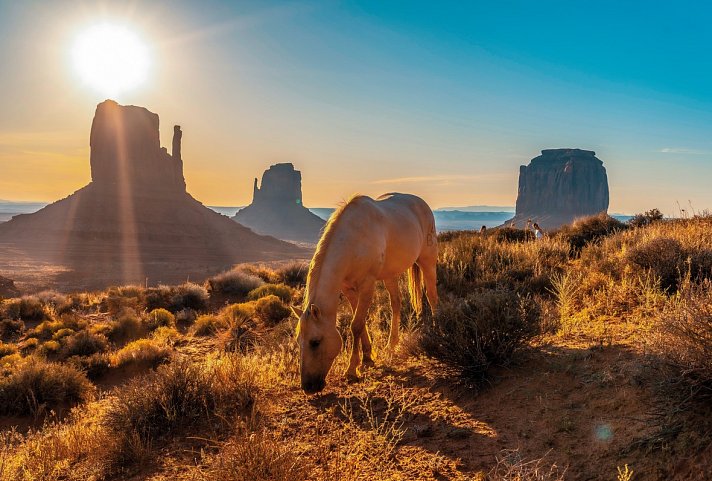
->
[3,296,47,321]
[652,280,712,393]
[420,290,539,382]
[61,331,109,358]
[629,208,664,228]
[0,318,25,339]
[35,290,73,315]
[240,265,279,284]
[555,213,627,252]
[493,227,534,243]
[626,237,686,291]
[193,314,228,336]
[0,357,94,416]
[0,342,18,358]
[253,295,291,327]
[110,339,172,369]
[38,340,61,356]
[221,302,256,326]
[144,308,176,331]
[208,269,264,299]
[169,283,209,312]
[107,310,144,343]
[101,357,256,471]
[275,262,309,288]
[67,352,111,381]
[247,283,294,303]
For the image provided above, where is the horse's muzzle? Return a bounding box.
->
[302,377,326,394]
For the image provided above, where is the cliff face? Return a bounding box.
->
[511,148,609,229]
[234,163,325,244]
[0,101,307,291]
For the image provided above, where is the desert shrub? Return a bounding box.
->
[493,227,534,243]
[221,302,256,326]
[629,208,664,228]
[67,352,111,381]
[107,310,144,343]
[28,320,65,341]
[143,285,172,311]
[420,290,539,381]
[38,340,61,357]
[51,327,75,341]
[555,213,626,252]
[175,308,198,324]
[20,337,38,353]
[0,357,94,416]
[103,286,144,315]
[220,318,260,353]
[0,318,24,339]
[101,356,256,471]
[110,339,172,369]
[275,262,309,288]
[240,264,279,283]
[35,290,74,315]
[253,295,291,326]
[169,283,209,311]
[0,342,18,358]
[61,331,109,358]
[248,283,295,303]
[190,432,309,481]
[3,296,47,321]
[193,314,228,336]
[437,230,472,243]
[488,449,565,481]
[150,326,182,345]
[208,269,264,299]
[652,280,712,393]
[626,237,685,291]
[144,308,176,331]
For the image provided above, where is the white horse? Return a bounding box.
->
[292,193,438,393]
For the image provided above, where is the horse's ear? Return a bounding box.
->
[291,306,303,319]
[309,304,321,318]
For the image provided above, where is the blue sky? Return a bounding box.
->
[0,0,711,213]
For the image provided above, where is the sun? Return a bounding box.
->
[71,23,150,97]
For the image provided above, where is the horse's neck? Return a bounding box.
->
[309,241,350,316]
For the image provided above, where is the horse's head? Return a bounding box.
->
[292,304,342,394]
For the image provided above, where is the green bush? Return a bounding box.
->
[110,339,172,369]
[253,295,291,327]
[144,308,176,331]
[193,314,228,336]
[420,290,539,382]
[247,283,294,303]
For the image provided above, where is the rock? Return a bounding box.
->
[509,148,609,229]
[0,101,307,291]
[0,275,20,298]
[233,163,325,243]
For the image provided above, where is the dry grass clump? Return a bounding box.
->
[0,357,94,416]
[554,212,627,252]
[1,296,47,321]
[0,342,18,358]
[253,295,291,326]
[67,352,111,381]
[207,268,265,299]
[248,283,295,303]
[652,279,712,393]
[193,314,228,336]
[60,331,109,359]
[106,309,143,343]
[274,262,309,287]
[101,356,257,473]
[421,290,539,381]
[110,338,172,369]
[625,237,686,292]
[0,318,24,340]
[487,449,566,480]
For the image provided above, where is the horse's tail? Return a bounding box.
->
[407,263,424,316]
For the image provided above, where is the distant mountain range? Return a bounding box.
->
[0,200,633,232]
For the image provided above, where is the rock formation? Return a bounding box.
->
[233,163,325,243]
[509,148,609,229]
[0,101,307,291]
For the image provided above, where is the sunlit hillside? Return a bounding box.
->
[0,213,710,480]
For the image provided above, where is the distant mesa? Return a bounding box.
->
[0,100,306,291]
[509,148,609,229]
[233,163,326,244]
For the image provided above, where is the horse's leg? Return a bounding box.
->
[383,277,402,350]
[344,288,374,367]
[347,280,375,381]
[420,259,439,315]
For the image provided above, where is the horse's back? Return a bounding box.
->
[375,193,435,234]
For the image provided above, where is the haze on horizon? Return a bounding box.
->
[1,0,711,215]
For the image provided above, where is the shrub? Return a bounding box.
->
[35,290,73,315]
[150,326,182,345]
[51,328,75,341]
[555,213,626,252]
[38,340,61,356]
[110,339,172,369]
[220,319,260,353]
[3,296,47,321]
[67,352,111,381]
[652,280,712,393]
[0,357,94,416]
[253,295,291,327]
[144,308,176,331]
[221,302,256,326]
[208,269,264,299]
[493,227,534,243]
[28,320,65,341]
[144,285,172,311]
[248,283,294,303]
[420,290,539,382]
[193,314,228,336]
[275,262,309,288]
[169,283,209,311]
[240,265,279,283]
[107,310,143,343]
[61,331,109,358]
[629,208,664,228]
[101,357,256,471]
[626,237,686,291]
[0,318,25,339]
[0,342,18,358]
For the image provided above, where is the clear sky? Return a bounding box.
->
[1,0,711,214]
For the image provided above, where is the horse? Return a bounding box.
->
[291,193,438,393]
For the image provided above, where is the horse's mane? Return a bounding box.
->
[303,194,367,309]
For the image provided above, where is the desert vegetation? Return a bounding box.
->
[0,215,710,480]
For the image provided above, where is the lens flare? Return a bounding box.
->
[71,23,150,97]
